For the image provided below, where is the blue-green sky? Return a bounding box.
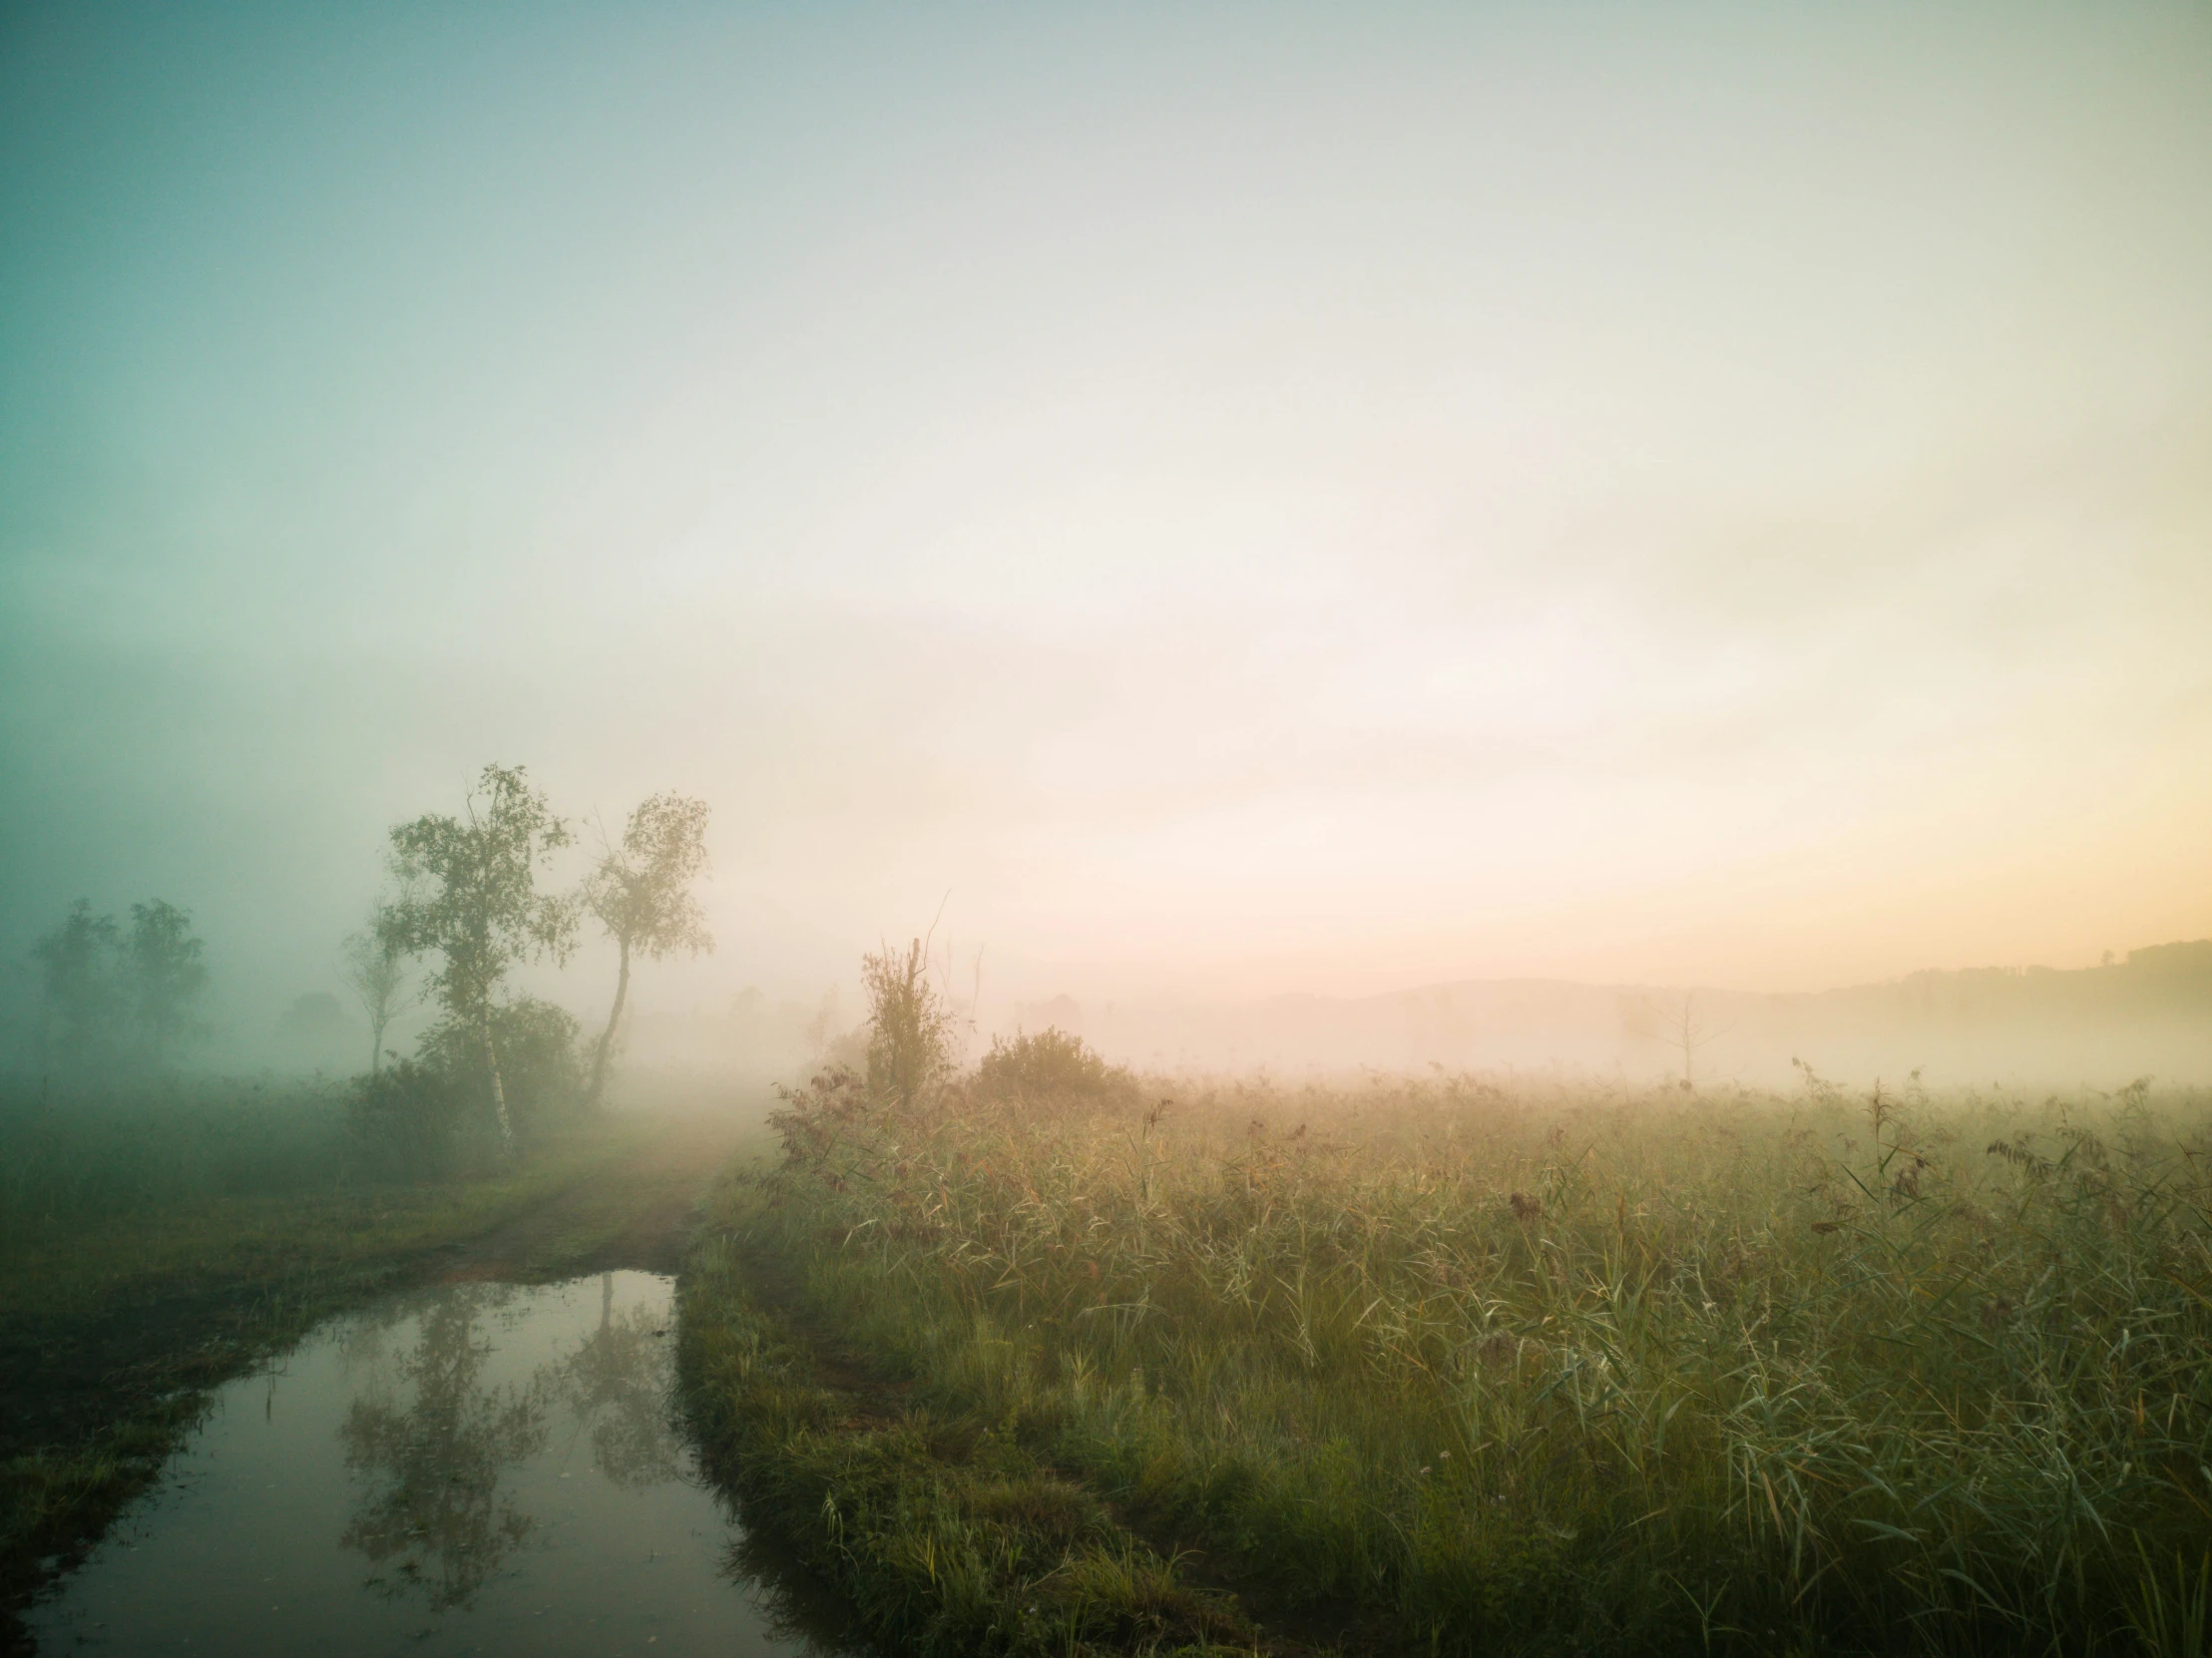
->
[4,2,2209,1038]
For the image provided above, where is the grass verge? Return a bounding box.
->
[679,1190,1261,1657]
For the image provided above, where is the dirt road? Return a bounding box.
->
[3,1109,769,1651]
[437,1110,765,1281]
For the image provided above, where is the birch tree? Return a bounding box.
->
[383,765,576,1152]
[580,794,712,1106]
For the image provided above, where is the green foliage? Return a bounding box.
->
[726,1066,2212,1655]
[382,764,576,1149]
[418,997,587,1129]
[2131,1545,2212,1658]
[126,900,208,1064]
[29,897,207,1073]
[344,1058,465,1179]
[347,998,588,1176]
[1,1080,351,1222]
[582,793,712,965]
[32,901,119,1071]
[973,1029,1136,1110]
[582,792,713,1103]
[679,1217,1254,1657]
[381,764,576,1032]
[862,937,959,1108]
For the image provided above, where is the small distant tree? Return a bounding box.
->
[382,765,577,1153]
[802,988,842,1061]
[1659,990,1728,1090]
[341,899,424,1075]
[126,900,208,1067]
[33,899,121,1071]
[580,794,712,1106]
[31,898,208,1072]
[862,937,958,1110]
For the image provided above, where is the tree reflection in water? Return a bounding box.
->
[556,1272,682,1488]
[335,1275,691,1612]
[338,1285,550,1609]
[332,1273,867,1648]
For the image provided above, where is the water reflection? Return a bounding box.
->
[557,1274,682,1492]
[332,1274,696,1610]
[30,1270,858,1657]
[338,1284,552,1608]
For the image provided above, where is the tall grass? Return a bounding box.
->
[1,1038,594,1233]
[0,1077,354,1228]
[727,1064,2212,1654]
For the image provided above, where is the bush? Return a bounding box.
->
[971,1028,1136,1110]
[416,997,587,1132]
[349,998,587,1176]
[344,1058,465,1180]
[861,939,958,1108]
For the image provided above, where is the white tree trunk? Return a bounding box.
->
[482,1014,515,1153]
[588,939,631,1109]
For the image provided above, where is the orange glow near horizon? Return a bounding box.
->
[2,4,2208,1026]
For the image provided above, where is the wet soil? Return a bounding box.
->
[434,1113,758,1282]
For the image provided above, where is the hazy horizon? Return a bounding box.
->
[5,3,2209,1053]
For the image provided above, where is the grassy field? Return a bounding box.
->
[0,1086,665,1639]
[681,1062,2212,1656]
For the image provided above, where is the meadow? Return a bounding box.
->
[683,1052,2212,1655]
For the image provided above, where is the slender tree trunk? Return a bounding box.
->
[369,1009,388,1076]
[482,1012,515,1153]
[588,937,631,1109]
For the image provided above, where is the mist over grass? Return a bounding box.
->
[697,1054,2212,1654]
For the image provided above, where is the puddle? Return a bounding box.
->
[30,1272,853,1656]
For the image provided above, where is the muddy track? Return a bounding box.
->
[2,1113,762,1655]
[4,1115,758,1454]
[434,1112,758,1281]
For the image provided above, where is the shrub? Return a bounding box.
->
[349,997,587,1176]
[971,1028,1136,1110]
[344,1057,464,1179]
[416,997,589,1134]
[861,939,958,1108]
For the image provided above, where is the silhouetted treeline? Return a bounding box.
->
[4,763,713,1194]
[29,898,207,1076]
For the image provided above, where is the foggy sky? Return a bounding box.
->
[4,2,2209,1041]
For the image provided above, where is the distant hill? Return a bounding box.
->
[1057,941,2212,1087]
